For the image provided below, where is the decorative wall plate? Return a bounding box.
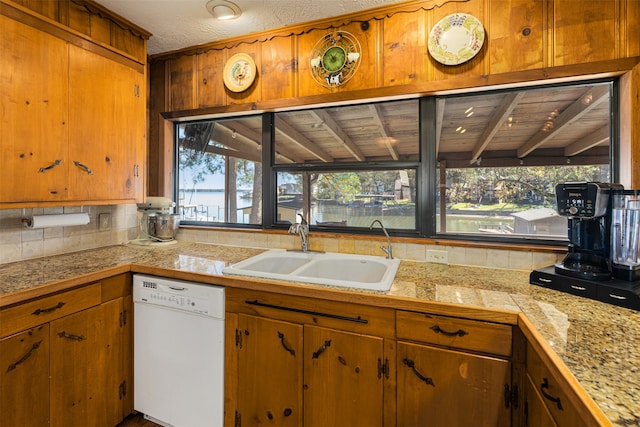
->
[223,53,257,92]
[310,31,361,88]
[428,13,485,66]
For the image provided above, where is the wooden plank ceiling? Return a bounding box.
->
[192,83,610,168]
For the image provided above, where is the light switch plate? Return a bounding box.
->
[99,213,111,231]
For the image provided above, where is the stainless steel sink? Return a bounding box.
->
[222,250,400,291]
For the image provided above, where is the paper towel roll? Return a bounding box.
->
[25,212,90,229]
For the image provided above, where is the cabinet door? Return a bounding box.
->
[397,341,511,427]
[0,15,69,203]
[236,314,303,426]
[304,325,384,427]
[525,373,558,427]
[0,325,50,427]
[50,299,126,427]
[68,45,143,202]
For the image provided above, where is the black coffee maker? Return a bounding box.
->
[531,181,640,311]
[554,181,622,280]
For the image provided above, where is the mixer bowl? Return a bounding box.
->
[145,213,180,240]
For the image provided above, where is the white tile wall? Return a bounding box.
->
[0,204,139,264]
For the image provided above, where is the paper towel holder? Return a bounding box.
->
[22,212,90,229]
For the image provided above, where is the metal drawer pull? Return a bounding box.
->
[32,301,65,315]
[57,331,85,341]
[245,299,368,324]
[430,324,468,337]
[402,358,435,387]
[73,160,93,175]
[277,331,296,356]
[39,159,62,173]
[6,340,43,373]
[540,377,563,410]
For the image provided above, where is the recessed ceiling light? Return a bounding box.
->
[206,0,241,20]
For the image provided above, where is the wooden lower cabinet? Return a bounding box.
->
[304,325,385,427]
[233,313,387,427]
[525,373,558,427]
[0,277,132,427]
[396,341,511,427]
[0,324,50,427]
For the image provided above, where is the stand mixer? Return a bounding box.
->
[129,197,180,246]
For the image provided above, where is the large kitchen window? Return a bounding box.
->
[174,78,616,243]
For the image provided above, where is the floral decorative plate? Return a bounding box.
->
[223,53,257,92]
[428,13,485,66]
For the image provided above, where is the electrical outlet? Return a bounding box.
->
[427,249,448,264]
[99,213,111,231]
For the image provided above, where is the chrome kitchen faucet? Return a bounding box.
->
[369,219,393,259]
[288,213,309,252]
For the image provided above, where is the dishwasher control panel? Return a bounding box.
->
[133,274,225,319]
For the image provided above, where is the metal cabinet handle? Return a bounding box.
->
[311,339,331,359]
[277,331,295,356]
[540,377,563,410]
[57,331,85,341]
[430,324,468,337]
[6,340,43,373]
[39,159,62,173]
[73,160,93,175]
[32,302,65,315]
[402,358,435,387]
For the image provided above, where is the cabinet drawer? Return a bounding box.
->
[0,284,101,338]
[526,344,587,427]
[226,288,395,338]
[396,310,512,357]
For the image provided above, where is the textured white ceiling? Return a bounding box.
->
[95,0,408,55]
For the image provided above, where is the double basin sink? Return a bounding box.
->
[222,249,400,291]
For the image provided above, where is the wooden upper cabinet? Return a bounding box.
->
[68,45,143,202]
[488,0,545,73]
[0,15,69,203]
[552,0,619,66]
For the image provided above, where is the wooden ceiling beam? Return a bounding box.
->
[564,125,610,157]
[516,85,610,158]
[370,105,399,160]
[216,121,298,163]
[275,116,334,163]
[470,92,524,164]
[311,110,366,161]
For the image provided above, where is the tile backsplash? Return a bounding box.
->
[0,204,139,264]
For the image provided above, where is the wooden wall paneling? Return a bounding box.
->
[169,55,197,111]
[224,44,262,105]
[428,0,487,81]
[382,7,429,86]
[197,48,226,108]
[488,0,545,74]
[297,28,330,97]
[625,0,640,57]
[89,12,111,46]
[147,60,168,196]
[110,23,146,62]
[65,0,92,36]
[551,0,618,66]
[11,0,59,21]
[260,36,296,101]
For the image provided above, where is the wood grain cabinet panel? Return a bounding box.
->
[396,341,511,427]
[0,15,69,203]
[0,325,50,427]
[68,45,144,202]
[197,48,226,108]
[260,36,296,101]
[170,55,197,111]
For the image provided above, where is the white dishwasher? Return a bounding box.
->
[133,274,225,427]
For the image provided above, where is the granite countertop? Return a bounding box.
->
[0,242,638,426]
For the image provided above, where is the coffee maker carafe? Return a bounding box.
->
[611,189,640,281]
[554,182,622,280]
